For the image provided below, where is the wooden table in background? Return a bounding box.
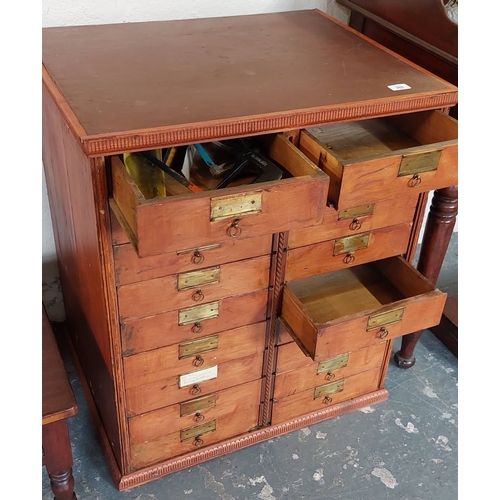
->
[42,305,78,500]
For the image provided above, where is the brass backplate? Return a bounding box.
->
[180,394,217,416]
[314,379,345,400]
[210,191,263,221]
[367,307,405,331]
[178,335,219,359]
[177,266,221,290]
[178,301,220,326]
[333,232,370,255]
[317,353,350,375]
[398,150,441,177]
[338,204,374,220]
[180,419,216,442]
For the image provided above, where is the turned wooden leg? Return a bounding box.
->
[42,419,78,500]
[394,185,458,369]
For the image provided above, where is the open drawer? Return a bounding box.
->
[280,256,447,361]
[298,110,458,210]
[109,134,329,257]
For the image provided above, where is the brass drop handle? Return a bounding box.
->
[192,289,204,302]
[194,412,205,423]
[193,355,205,367]
[191,250,205,265]
[323,396,333,405]
[190,384,202,395]
[379,327,389,339]
[227,219,242,238]
[343,252,355,264]
[349,218,362,231]
[325,371,335,381]
[191,322,203,334]
[194,437,204,447]
[408,173,422,188]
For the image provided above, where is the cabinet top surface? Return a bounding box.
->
[42,10,457,156]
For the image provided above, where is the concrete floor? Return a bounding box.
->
[43,234,458,500]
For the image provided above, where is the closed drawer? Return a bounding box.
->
[110,134,329,257]
[124,322,266,415]
[287,194,418,250]
[129,379,261,469]
[121,289,268,356]
[280,256,446,361]
[299,110,458,210]
[271,367,383,425]
[285,222,412,281]
[117,255,270,320]
[114,234,273,286]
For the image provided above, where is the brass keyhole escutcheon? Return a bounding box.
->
[194,412,205,423]
[349,218,362,231]
[192,322,203,334]
[192,250,205,265]
[190,384,202,395]
[379,327,389,339]
[194,436,204,447]
[323,396,333,405]
[343,252,355,264]
[227,219,242,238]
[193,355,205,367]
[325,371,335,381]
[408,173,422,188]
[192,289,204,302]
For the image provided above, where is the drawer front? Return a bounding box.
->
[285,223,412,281]
[276,338,388,377]
[117,255,270,319]
[113,233,273,286]
[130,380,261,469]
[281,256,447,361]
[121,289,268,356]
[271,368,382,425]
[299,110,457,210]
[110,134,329,257]
[287,194,418,250]
[125,326,265,415]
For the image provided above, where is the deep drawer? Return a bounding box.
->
[271,367,383,425]
[110,134,329,257]
[121,288,268,356]
[129,379,261,469]
[116,254,270,320]
[124,322,266,415]
[285,222,412,281]
[280,256,446,361]
[299,110,458,210]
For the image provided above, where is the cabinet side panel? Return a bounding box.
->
[42,83,128,473]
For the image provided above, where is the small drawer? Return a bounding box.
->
[117,255,270,320]
[124,322,266,415]
[114,233,273,286]
[129,379,261,469]
[287,194,419,250]
[285,222,412,281]
[110,134,329,257]
[271,367,382,425]
[280,256,446,361]
[299,110,458,210]
[121,289,268,356]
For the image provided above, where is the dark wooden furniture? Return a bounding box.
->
[338,0,459,365]
[42,10,458,489]
[42,305,78,500]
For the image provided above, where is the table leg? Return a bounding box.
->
[394,185,458,368]
[42,420,77,500]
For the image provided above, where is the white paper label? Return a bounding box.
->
[388,83,411,91]
[179,365,218,388]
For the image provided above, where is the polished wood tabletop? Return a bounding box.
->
[42,306,78,426]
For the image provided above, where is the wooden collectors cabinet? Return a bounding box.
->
[42,10,458,490]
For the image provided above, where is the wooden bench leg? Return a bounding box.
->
[42,420,77,500]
